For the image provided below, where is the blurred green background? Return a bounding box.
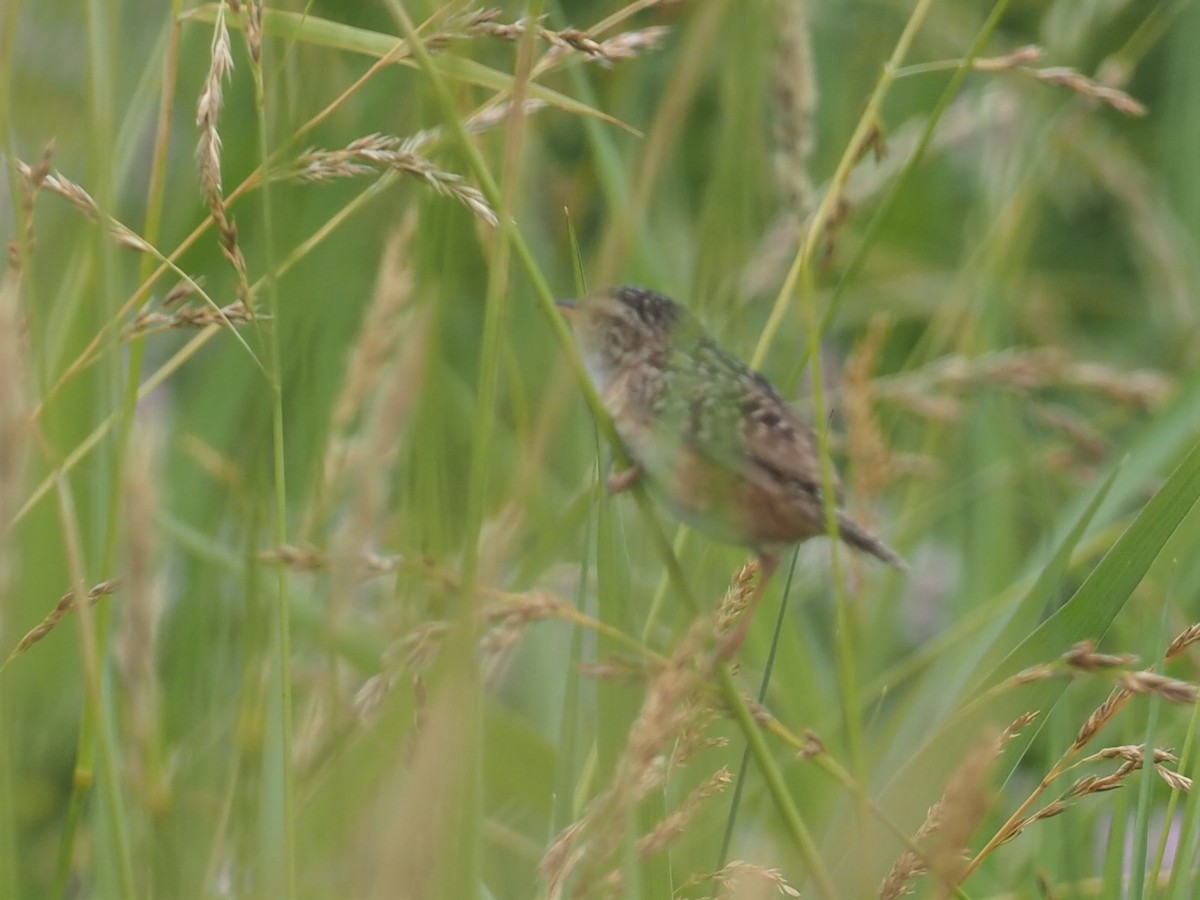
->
[3,0,1200,897]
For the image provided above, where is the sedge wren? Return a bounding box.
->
[560,285,904,589]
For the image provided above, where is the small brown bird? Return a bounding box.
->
[559,285,904,592]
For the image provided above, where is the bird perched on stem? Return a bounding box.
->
[559,285,904,621]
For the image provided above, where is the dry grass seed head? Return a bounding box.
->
[1073,684,1130,751]
[516,20,668,67]
[1066,755,1141,798]
[1063,639,1137,672]
[438,10,629,59]
[481,590,563,629]
[359,587,568,715]
[997,804,1066,848]
[541,821,588,900]
[927,728,1000,892]
[739,696,774,728]
[1117,671,1199,704]
[290,136,499,226]
[715,560,760,634]
[578,658,649,682]
[0,174,33,634]
[770,0,816,217]
[423,7,502,49]
[1006,743,1192,849]
[1031,403,1110,464]
[879,798,944,900]
[973,45,1045,72]
[329,216,416,437]
[244,0,263,63]
[1012,663,1059,686]
[587,28,668,62]
[1032,65,1146,116]
[17,160,152,256]
[541,618,719,896]
[476,502,527,587]
[328,265,427,625]
[1002,711,1041,744]
[127,299,256,338]
[1157,764,1192,792]
[477,587,564,686]
[1091,744,1176,767]
[114,426,166,793]
[353,670,398,724]
[845,316,894,504]
[480,623,523,684]
[195,4,251,300]
[260,543,326,572]
[705,860,802,899]
[1029,799,1070,824]
[881,715,1037,898]
[1064,623,1200,749]
[356,676,476,898]
[667,697,725,773]
[11,142,53,262]
[403,97,549,157]
[799,729,826,759]
[634,766,732,859]
[6,580,120,665]
[163,276,206,306]
[875,349,1171,417]
[1069,632,1200,753]
[0,267,29,536]
[1066,775,1108,797]
[196,5,233,204]
[1167,623,1200,659]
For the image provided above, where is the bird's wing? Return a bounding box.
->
[737,372,843,505]
[668,336,843,504]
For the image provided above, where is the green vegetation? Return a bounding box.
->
[3,0,1200,897]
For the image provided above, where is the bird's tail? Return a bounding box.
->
[836,511,907,570]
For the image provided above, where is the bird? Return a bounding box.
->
[558,285,904,611]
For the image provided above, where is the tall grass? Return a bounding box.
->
[3,0,1200,897]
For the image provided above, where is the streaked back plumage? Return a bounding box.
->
[566,285,903,568]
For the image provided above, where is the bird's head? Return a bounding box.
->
[558,286,682,385]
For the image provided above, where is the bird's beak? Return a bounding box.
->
[555,299,578,321]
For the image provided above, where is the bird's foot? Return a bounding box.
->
[606,464,644,495]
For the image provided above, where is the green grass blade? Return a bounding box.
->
[980,438,1200,689]
[962,461,1123,692]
